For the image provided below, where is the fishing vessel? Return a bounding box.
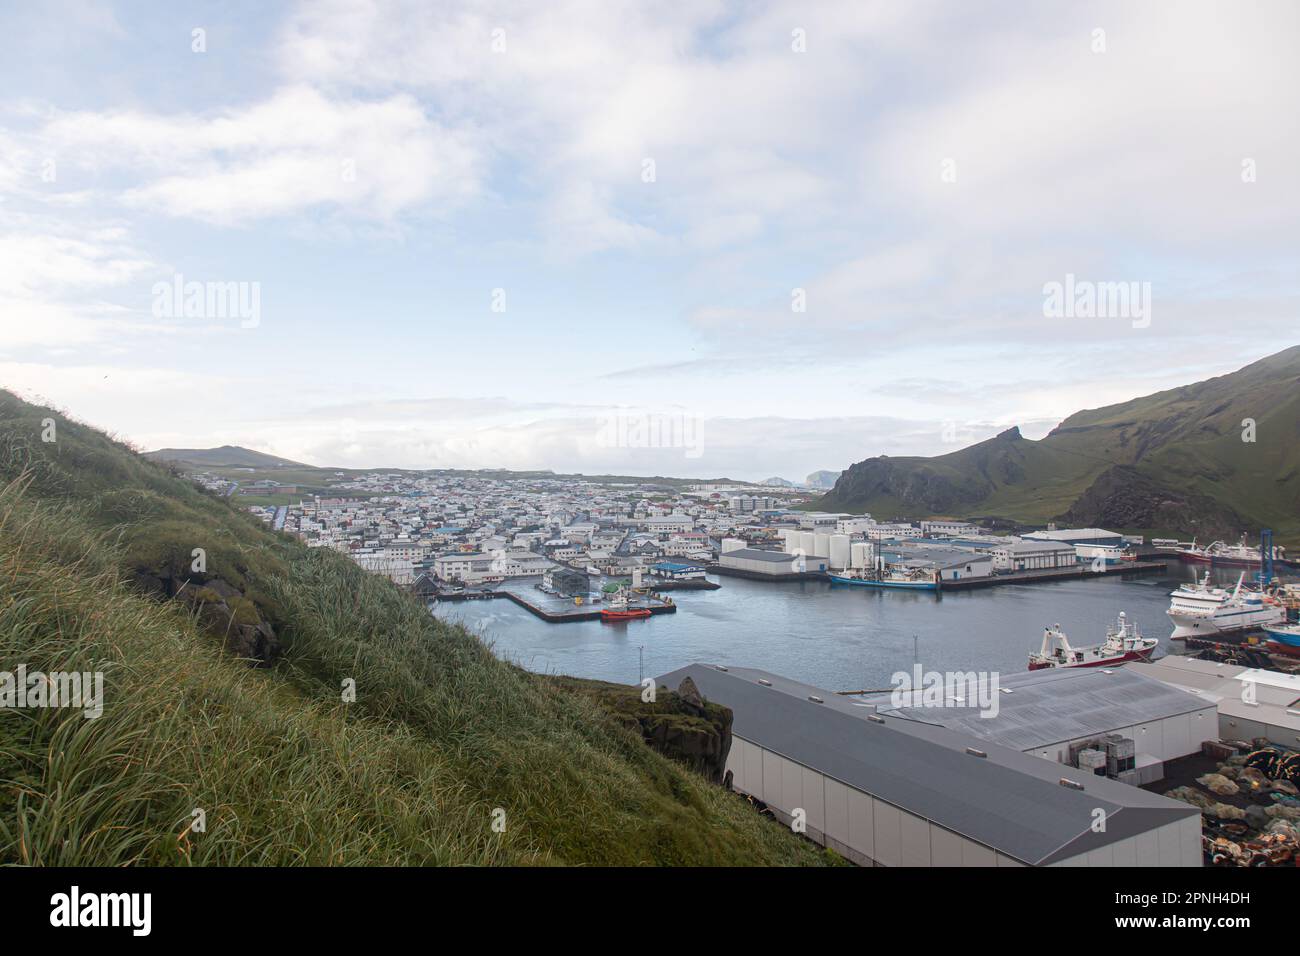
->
[1027,611,1158,670]
[828,567,939,591]
[1178,535,1287,569]
[1166,571,1286,639]
[1262,623,1300,655]
[600,587,652,622]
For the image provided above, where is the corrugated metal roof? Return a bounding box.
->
[657,663,1198,866]
[866,665,1213,751]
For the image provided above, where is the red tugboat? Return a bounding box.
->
[600,586,652,622]
[601,607,652,622]
[1028,611,1158,670]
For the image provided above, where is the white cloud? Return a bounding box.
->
[26,86,483,226]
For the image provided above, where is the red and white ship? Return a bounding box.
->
[1027,611,1158,670]
[1178,535,1287,570]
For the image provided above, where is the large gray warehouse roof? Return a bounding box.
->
[657,663,1198,866]
[863,665,1212,751]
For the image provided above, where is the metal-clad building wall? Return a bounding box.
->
[726,733,1027,867]
[1026,706,1216,765]
[724,732,1199,867]
[1050,816,1200,867]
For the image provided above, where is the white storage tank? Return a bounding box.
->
[799,531,817,555]
[829,534,851,569]
[721,537,747,554]
[781,529,800,551]
[814,533,831,559]
[851,541,873,569]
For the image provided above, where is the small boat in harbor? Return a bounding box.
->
[1166,571,1286,639]
[1262,622,1300,655]
[600,586,652,622]
[1027,611,1158,670]
[600,607,652,622]
[828,568,939,591]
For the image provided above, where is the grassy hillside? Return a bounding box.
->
[0,391,826,866]
[817,346,1300,542]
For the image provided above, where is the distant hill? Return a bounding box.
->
[147,445,307,469]
[816,345,1300,542]
[805,469,841,490]
[761,476,796,487]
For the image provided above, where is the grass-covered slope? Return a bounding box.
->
[818,345,1300,542]
[0,391,825,866]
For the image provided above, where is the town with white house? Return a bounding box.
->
[226,468,1148,603]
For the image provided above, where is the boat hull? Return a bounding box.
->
[1168,607,1286,639]
[1263,625,1300,652]
[600,608,651,622]
[1027,647,1155,671]
[828,575,938,592]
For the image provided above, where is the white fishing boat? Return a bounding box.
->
[1166,571,1286,639]
[1028,611,1158,670]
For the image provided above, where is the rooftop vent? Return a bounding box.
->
[808,695,824,704]
[1059,777,1085,791]
[714,665,728,672]
[867,714,885,724]
[965,747,987,758]
[757,678,772,686]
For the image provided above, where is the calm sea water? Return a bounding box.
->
[432,564,1291,692]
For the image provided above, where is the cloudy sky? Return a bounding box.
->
[1,0,1296,481]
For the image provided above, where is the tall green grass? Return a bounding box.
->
[0,392,828,866]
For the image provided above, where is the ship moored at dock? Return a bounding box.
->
[1028,611,1158,670]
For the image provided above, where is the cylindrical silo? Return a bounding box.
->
[829,534,851,569]
[721,537,746,554]
[814,533,831,559]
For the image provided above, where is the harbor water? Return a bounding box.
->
[433,563,1295,692]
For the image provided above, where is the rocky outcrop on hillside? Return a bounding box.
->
[546,675,734,783]
[132,568,282,664]
[1056,465,1253,538]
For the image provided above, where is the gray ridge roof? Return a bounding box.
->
[657,663,1198,866]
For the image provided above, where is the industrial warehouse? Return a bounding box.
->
[657,664,1203,867]
[864,666,1218,779]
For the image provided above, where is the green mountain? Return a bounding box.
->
[816,345,1300,543]
[0,390,826,866]
[146,445,307,469]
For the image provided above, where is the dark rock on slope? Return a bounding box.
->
[546,675,734,783]
[1056,465,1250,539]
